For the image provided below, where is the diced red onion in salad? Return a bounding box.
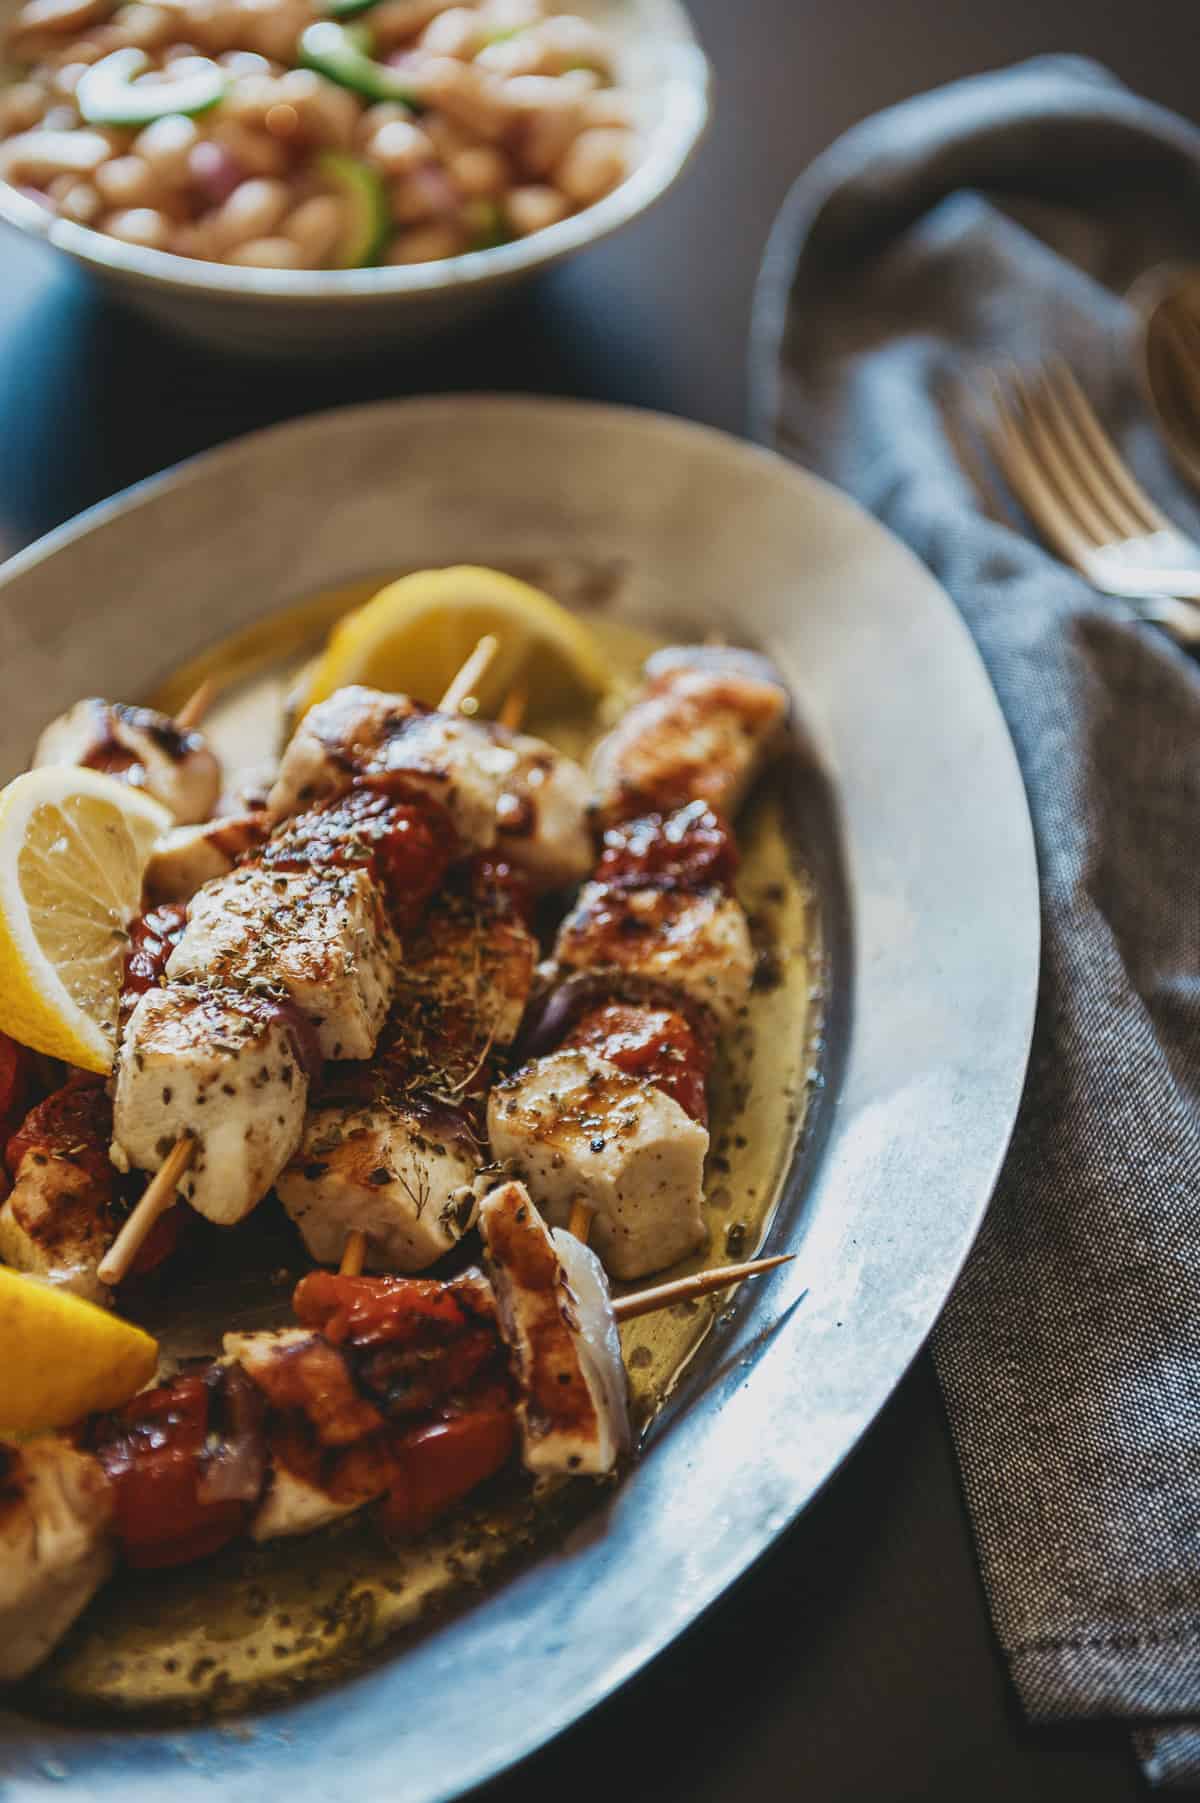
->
[188,140,245,207]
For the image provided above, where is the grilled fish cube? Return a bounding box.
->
[488,727,593,891]
[591,647,788,822]
[34,698,220,824]
[143,812,268,905]
[278,1098,480,1272]
[555,882,754,1031]
[478,1180,630,1476]
[487,1048,709,1280]
[167,865,399,1062]
[394,889,537,1051]
[113,984,310,1225]
[0,1166,111,1307]
[0,1438,114,1680]
[0,1084,116,1306]
[269,686,506,851]
[249,1460,377,1542]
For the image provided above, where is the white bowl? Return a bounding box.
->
[0,0,709,355]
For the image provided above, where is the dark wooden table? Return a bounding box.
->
[3,3,1196,1795]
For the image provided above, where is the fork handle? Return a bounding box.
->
[1129,594,1200,647]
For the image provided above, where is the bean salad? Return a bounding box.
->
[0,0,636,268]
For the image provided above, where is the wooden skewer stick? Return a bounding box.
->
[175,678,218,731]
[497,681,528,731]
[339,1229,368,1277]
[97,1137,195,1287]
[331,637,504,1276]
[612,1253,793,1324]
[438,635,499,715]
[567,1198,594,1243]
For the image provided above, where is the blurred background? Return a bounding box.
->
[3,0,1197,558]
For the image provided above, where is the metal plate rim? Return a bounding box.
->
[0,394,1039,1803]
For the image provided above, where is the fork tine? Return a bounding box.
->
[1033,367,1147,541]
[981,377,1098,575]
[1046,359,1168,533]
[1158,306,1200,437]
[1008,368,1120,547]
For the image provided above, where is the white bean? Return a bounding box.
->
[364,118,433,175]
[207,173,289,250]
[554,125,627,204]
[210,116,288,175]
[419,6,482,58]
[225,232,302,266]
[282,192,344,265]
[475,33,547,76]
[50,59,88,95]
[420,110,471,160]
[503,180,567,235]
[582,88,634,130]
[111,3,174,49]
[94,153,162,208]
[505,77,582,177]
[234,0,308,65]
[221,72,278,125]
[418,56,509,141]
[41,102,83,130]
[355,100,410,148]
[103,204,171,247]
[0,127,109,182]
[534,15,612,76]
[218,48,273,77]
[291,74,358,148]
[386,219,463,263]
[180,0,242,53]
[0,82,49,134]
[12,0,109,36]
[448,143,509,197]
[368,0,454,52]
[170,217,214,257]
[479,0,543,30]
[60,36,106,62]
[133,113,199,187]
[55,176,101,220]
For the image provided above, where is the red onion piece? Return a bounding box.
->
[196,1363,266,1506]
[188,140,245,207]
[405,163,460,217]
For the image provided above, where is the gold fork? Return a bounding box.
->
[977,360,1200,645]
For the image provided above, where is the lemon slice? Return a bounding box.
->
[0,1267,158,1432]
[301,566,610,720]
[0,767,170,1072]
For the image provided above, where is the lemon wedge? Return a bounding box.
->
[300,565,609,720]
[0,1267,157,1432]
[0,767,170,1073]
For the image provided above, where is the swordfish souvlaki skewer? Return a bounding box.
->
[108,676,595,1266]
[0,669,596,1299]
[0,1181,787,1683]
[491,646,791,1279]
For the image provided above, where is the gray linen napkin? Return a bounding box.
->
[751,56,1200,1788]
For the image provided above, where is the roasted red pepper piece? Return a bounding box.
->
[595,801,738,894]
[293,1271,487,1346]
[379,1390,517,1537]
[562,1001,712,1124]
[90,1375,249,1569]
[121,902,188,1010]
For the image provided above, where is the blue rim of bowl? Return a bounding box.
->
[0,35,709,301]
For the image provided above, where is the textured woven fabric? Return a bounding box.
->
[752,57,1200,1787]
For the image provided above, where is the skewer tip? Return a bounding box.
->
[97,1136,195,1288]
[612,1252,793,1324]
[175,678,218,731]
